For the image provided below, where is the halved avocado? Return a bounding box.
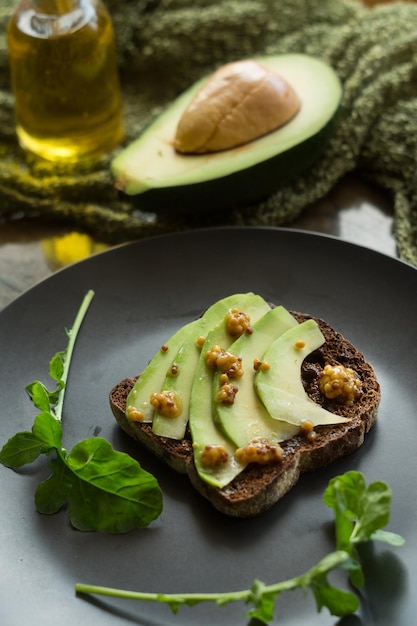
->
[111,54,342,216]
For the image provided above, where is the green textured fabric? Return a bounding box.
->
[1,0,417,265]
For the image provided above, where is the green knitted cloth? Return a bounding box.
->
[1,0,417,265]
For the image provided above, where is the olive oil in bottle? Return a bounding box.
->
[7,0,124,161]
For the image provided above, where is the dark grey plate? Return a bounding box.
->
[0,227,416,626]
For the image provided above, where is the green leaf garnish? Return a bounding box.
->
[75,471,405,622]
[35,457,72,515]
[310,573,359,617]
[66,438,163,533]
[0,290,162,533]
[0,431,45,467]
[32,411,63,451]
[323,470,404,588]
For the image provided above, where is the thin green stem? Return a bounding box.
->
[75,584,249,604]
[75,550,350,609]
[55,290,95,421]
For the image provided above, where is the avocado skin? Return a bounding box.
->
[128,116,339,217]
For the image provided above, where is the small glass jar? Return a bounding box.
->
[7,0,124,162]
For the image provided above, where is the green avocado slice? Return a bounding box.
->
[111,54,342,215]
[213,306,300,448]
[152,292,269,439]
[125,319,200,424]
[255,319,350,427]
[189,297,270,488]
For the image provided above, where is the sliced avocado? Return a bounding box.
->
[152,292,268,439]
[189,296,271,488]
[255,319,350,427]
[111,54,342,215]
[127,292,264,425]
[126,318,200,424]
[151,339,195,439]
[213,306,300,448]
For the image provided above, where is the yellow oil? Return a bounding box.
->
[7,0,124,162]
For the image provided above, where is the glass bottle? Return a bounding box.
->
[7,0,124,162]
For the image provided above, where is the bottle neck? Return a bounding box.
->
[16,0,95,37]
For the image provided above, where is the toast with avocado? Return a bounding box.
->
[109,293,380,518]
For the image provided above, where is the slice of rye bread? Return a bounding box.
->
[109,312,380,518]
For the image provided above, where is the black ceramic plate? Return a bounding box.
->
[0,227,416,626]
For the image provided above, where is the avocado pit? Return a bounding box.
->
[174,59,301,154]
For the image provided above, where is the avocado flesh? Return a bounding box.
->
[255,319,350,427]
[213,306,300,448]
[127,292,264,426]
[189,296,271,488]
[152,292,268,439]
[111,54,342,215]
[151,339,195,439]
[126,318,200,424]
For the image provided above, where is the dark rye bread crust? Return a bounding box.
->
[109,312,380,518]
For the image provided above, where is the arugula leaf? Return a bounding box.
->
[246,580,279,623]
[310,574,359,617]
[66,438,163,532]
[32,411,63,451]
[323,471,404,547]
[323,470,405,589]
[35,457,72,514]
[370,528,406,546]
[0,431,45,467]
[75,472,405,623]
[0,290,163,533]
[49,350,66,383]
[26,381,53,413]
[323,470,364,551]
[350,480,393,544]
